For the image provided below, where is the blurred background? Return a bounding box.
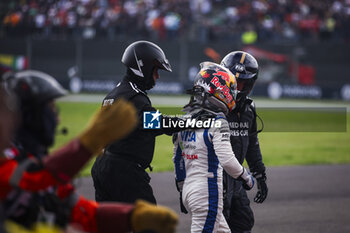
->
[0,0,350,100]
[1,2,349,232]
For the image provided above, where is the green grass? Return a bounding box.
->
[257,108,347,132]
[53,102,350,176]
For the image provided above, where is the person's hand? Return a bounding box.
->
[131,200,178,233]
[253,172,268,203]
[238,167,255,190]
[79,98,137,154]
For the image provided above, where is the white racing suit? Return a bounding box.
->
[173,113,248,233]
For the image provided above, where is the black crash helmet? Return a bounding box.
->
[221,51,258,97]
[121,40,172,90]
[2,70,67,106]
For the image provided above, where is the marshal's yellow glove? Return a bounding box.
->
[79,98,137,154]
[131,200,178,233]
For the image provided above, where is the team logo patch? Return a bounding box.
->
[103,99,114,106]
[235,63,245,72]
[143,110,161,129]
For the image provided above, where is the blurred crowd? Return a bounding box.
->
[1,0,350,43]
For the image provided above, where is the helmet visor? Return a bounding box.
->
[155,58,172,72]
[237,78,256,96]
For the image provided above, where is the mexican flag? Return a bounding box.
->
[0,54,28,74]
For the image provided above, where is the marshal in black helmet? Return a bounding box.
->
[221,52,267,233]
[220,51,258,99]
[2,70,67,157]
[121,40,172,90]
[2,70,67,106]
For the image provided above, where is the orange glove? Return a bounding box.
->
[131,200,178,233]
[79,98,137,154]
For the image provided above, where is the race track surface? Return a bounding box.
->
[76,164,350,233]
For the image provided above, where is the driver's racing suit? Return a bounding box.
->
[173,111,252,232]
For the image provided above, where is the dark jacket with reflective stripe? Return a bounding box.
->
[103,76,175,169]
[226,97,265,174]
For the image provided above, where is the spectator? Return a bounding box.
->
[242,26,258,44]
[0,0,349,43]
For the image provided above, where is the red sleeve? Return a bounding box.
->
[0,159,16,199]
[43,139,92,183]
[2,139,92,198]
[18,169,57,192]
[0,159,57,198]
[70,196,99,233]
[96,202,134,233]
[69,196,134,233]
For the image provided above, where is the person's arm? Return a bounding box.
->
[97,200,178,233]
[245,102,268,202]
[211,118,243,178]
[246,130,268,203]
[3,99,137,193]
[0,142,93,193]
[245,101,266,174]
[44,99,137,183]
[140,105,183,136]
[58,187,178,233]
[173,133,186,182]
[0,158,57,193]
[211,118,254,189]
[65,194,133,233]
[0,158,56,198]
[245,127,265,175]
[172,133,188,214]
[126,93,183,136]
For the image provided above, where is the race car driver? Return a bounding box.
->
[0,72,178,233]
[173,62,254,232]
[221,51,268,233]
[92,40,180,204]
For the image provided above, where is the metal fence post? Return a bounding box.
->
[179,39,188,84]
[26,36,32,69]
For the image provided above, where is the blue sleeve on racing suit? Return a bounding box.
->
[173,134,186,181]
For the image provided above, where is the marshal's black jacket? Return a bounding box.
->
[226,97,265,174]
[101,75,176,169]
